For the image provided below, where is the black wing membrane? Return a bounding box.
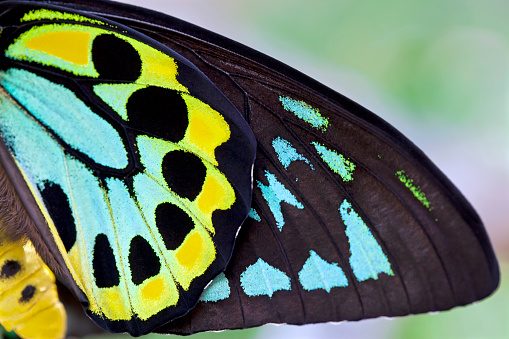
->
[7,0,500,335]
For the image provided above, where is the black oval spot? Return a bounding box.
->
[155,203,194,251]
[126,87,188,142]
[41,182,76,252]
[162,150,206,201]
[0,260,21,279]
[19,285,36,303]
[91,34,142,81]
[92,234,120,288]
[129,236,160,285]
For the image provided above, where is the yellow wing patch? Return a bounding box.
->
[24,30,91,65]
[0,239,66,339]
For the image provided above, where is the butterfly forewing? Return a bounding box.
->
[0,1,255,335]
[0,0,499,336]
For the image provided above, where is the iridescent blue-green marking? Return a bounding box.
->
[299,250,348,292]
[339,200,393,281]
[0,68,128,169]
[279,96,328,131]
[0,88,121,273]
[240,258,291,297]
[272,137,313,170]
[257,171,304,231]
[395,170,433,211]
[199,273,230,302]
[248,208,261,222]
[312,142,355,182]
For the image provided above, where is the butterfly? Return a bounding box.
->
[0,0,499,338]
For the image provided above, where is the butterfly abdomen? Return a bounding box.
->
[0,238,66,339]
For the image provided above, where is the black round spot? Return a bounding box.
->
[126,87,188,142]
[19,285,36,303]
[92,234,120,288]
[129,236,160,285]
[162,150,207,201]
[155,203,194,251]
[0,260,21,279]
[41,182,76,252]
[91,34,142,81]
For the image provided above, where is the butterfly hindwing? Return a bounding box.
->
[0,0,499,337]
[0,1,255,335]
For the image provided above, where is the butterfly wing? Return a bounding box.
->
[0,0,500,336]
[73,0,499,334]
[0,1,255,335]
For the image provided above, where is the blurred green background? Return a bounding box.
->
[5,0,509,338]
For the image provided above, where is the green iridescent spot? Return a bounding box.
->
[279,96,328,131]
[21,9,107,26]
[395,170,433,211]
[312,142,355,181]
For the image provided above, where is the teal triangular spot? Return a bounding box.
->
[240,258,291,297]
[299,250,348,292]
[272,137,313,170]
[248,208,261,222]
[199,272,230,303]
[93,83,147,120]
[339,199,393,281]
[257,170,303,231]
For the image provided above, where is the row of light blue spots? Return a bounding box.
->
[203,250,349,301]
[271,137,355,182]
[272,137,314,170]
[200,212,392,302]
[0,68,128,169]
[339,199,393,281]
[279,95,329,132]
[257,170,303,231]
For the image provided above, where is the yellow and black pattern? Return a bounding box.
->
[0,2,256,335]
[0,238,66,339]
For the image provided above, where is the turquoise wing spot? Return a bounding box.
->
[0,68,128,169]
[279,95,328,131]
[248,208,261,222]
[240,258,291,297]
[257,170,304,231]
[395,170,433,211]
[298,250,348,292]
[339,200,393,281]
[272,137,314,170]
[312,142,355,182]
[198,273,230,303]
